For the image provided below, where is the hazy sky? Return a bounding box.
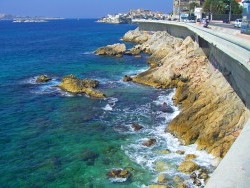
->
[0,0,173,18]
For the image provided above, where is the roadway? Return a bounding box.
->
[209,21,241,30]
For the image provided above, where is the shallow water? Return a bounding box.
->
[0,19,214,187]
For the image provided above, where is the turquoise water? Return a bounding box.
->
[0,19,213,187]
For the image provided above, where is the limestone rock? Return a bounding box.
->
[155,161,168,172]
[95,43,126,57]
[178,160,199,174]
[126,28,247,158]
[36,75,51,83]
[58,75,106,98]
[123,28,151,44]
[157,174,167,183]
[185,154,197,161]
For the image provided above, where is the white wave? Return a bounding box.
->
[102,104,113,111]
[120,89,214,187]
[102,97,119,111]
[123,67,149,77]
[82,51,94,55]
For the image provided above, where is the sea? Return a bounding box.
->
[0,19,214,187]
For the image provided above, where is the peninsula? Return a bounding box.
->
[97,9,168,24]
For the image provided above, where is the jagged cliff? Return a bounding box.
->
[123,29,248,158]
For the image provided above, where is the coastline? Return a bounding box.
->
[95,27,249,187]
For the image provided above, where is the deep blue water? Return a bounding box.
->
[0,19,212,188]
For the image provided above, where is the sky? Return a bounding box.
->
[0,0,173,18]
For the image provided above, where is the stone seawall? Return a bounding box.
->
[135,21,250,109]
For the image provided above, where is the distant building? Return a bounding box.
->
[173,0,205,19]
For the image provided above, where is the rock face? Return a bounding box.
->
[36,75,51,83]
[95,43,126,57]
[123,29,248,158]
[58,75,106,98]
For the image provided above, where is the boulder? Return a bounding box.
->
[95,43,126,57]
[107,168,131,182]
[58,75,106,98]
[155,161,168,172]
[131,123,144,131]
[123,75,133,82]
[178,160,199,174]
[157,174,167,183]
[142,138,156,147]
[185,154,197,161]
[36,75,51,83]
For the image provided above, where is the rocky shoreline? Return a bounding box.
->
[95,28,249,187]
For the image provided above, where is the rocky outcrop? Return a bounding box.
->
[58,75,106,98]
[123,28,152,44]
[124,29,247,158]
[95,43,126,57]
[178,160,199,174]
[36,75,51,83]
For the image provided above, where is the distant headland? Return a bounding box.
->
[0,13,64,22]
[97,9,169,24]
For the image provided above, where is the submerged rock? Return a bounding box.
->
[36,75,51,83]
[95,43,126,57]
[131,123,143,131]
[107,168,131,182]
[157,174,167,183]
[142,138,156,147]
[81,149,99,166]
[58,75,106,98]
